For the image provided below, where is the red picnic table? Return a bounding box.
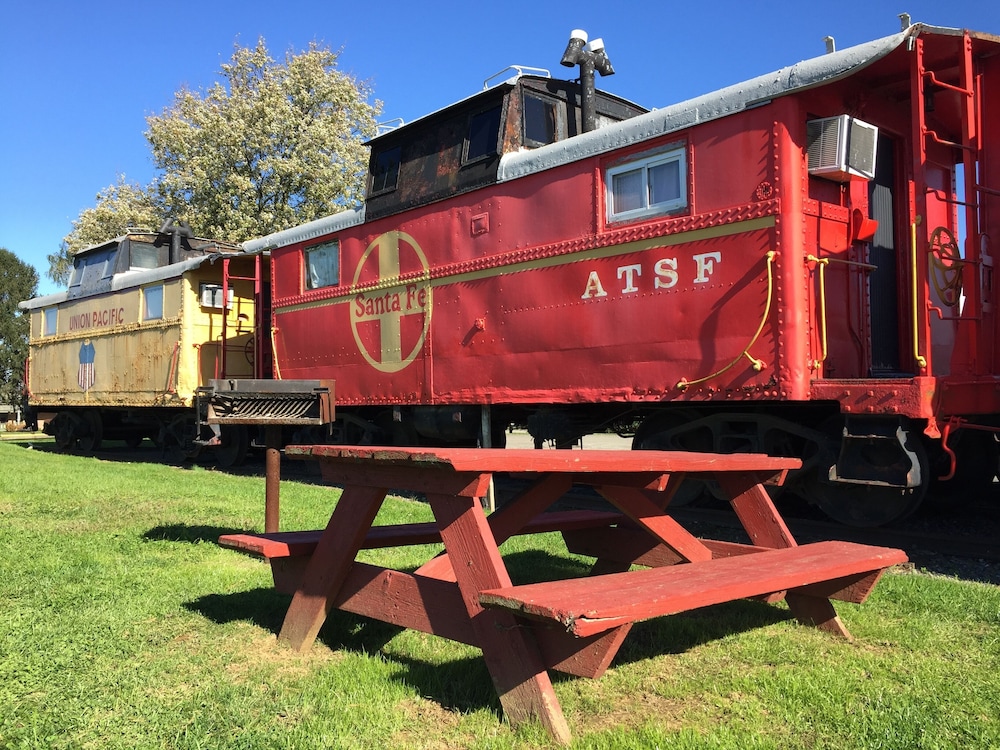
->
[219,446,907,744]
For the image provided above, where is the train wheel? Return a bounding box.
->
[633,410,708,506]
[214,425,249,468]
[52,412,79,451]
[78,412,103,453]
[807,418,928,527]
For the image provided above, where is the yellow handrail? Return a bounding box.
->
[270,326,283,380]
[806,255,829,369]
[911,220,928,370]
[677,251,776,390]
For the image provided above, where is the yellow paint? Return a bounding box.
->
[26,257,259,408]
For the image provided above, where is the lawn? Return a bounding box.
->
[1,441,998,749]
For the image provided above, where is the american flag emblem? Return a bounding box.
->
[78,341,96,392]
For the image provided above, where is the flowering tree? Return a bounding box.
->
[49,38,380,285]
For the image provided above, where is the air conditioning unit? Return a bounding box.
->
[806,115,878,182]
[199,283,233,309]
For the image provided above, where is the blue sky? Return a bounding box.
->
[2,0,997,297]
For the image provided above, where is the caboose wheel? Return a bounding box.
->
[214,425,249,468]
[52,412,79,451]
[77,411,103,453]
[807,418,928,527]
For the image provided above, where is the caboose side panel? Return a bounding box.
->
[25,284,185,407]
[270,102,788,406]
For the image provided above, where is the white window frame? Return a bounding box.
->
[606,146,688,223]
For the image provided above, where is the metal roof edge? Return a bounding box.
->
[19,291,69,311]
[242,206,367,252]
[109,255,219,291]
[497,26,928,182]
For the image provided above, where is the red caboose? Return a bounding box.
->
[238,23,1000,525]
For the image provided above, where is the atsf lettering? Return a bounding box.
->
[68,307,127,331]
[581,252,722,299]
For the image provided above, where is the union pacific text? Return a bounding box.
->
[68,307,127,331]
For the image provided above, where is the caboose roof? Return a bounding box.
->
[18,254,230,311]
[498,23,999,182]
[242,22,999,255]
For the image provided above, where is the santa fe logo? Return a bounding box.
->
[350,231,433,373]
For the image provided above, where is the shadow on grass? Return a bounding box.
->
[185,545,799,718]
[143,523,245,544]
[186,588,501,713]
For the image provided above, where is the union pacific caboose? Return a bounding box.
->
[20,223,266,464]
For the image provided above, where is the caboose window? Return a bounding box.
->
[143,285,163,321]
[69,246,117,293]
[43,307,57,337]
[305,240,340,290]
[523,94,562,147]
[464,106,502,163]
[129,242,160,270]
[606,146,687,222]
[371,147,401,195]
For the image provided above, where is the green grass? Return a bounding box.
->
[1,442,998,749]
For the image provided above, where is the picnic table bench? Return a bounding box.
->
[219,446,907,745]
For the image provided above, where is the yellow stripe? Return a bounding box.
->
[275,216,776,314]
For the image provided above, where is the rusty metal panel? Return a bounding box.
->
[202,379,335,425]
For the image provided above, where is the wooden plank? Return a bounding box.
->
[219,509,624,560]
[317,461,493,498]
[287,445,800,476]
[533,623,632,679]
[791,569,886,604]
[427,491,571,744]
[329,562,630,679]
[486,474,575,543]
[714,472,797,548]
[596,485,713,563]
[563,525,768,568]
[277,485,388,651]
[220,531,329,558]
[413,475,574,582]
[332,562,475,645]
[479,541,907,638]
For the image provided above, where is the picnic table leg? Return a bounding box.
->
[714,473,852,638]
[278,485,388,651]
[427,491,572,745]
[415,473,571,582]
[784,592,852,638]
[713,472,796,549]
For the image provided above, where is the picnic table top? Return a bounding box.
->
[283,445,803,475]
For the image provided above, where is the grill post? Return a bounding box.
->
[265,425,282,533]
[197,379,335,531]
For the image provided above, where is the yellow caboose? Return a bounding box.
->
[20,224,267,464]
